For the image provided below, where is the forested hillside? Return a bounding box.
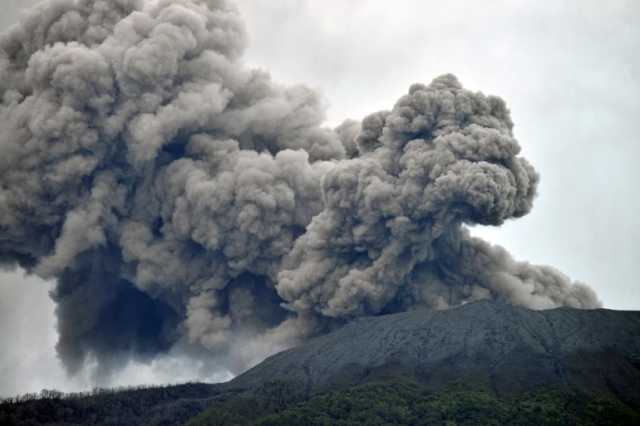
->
[0,383,221,426]
[4,378,639,426]
[190,379,640,426]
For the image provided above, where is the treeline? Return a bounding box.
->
[0,382,222,426]
[1,383,183,404]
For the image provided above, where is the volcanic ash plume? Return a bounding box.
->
[0,0,600,377]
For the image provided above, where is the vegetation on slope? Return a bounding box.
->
[0,382,221,426]
[2,378,638,425]
[189,379,640,426]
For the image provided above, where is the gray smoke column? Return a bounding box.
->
[0,0,600,378]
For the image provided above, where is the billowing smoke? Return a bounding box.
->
[0,0,599,378]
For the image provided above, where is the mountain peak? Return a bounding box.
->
[230,300,640,402]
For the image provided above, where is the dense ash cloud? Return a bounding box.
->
[0,0,599,378]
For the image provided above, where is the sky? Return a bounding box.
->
[0,0,638,397]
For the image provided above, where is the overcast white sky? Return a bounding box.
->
[1,0,639,397]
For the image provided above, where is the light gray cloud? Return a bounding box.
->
[235,0,640,311]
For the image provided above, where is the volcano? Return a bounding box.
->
[230,299,640,399]
[4,300,639,425]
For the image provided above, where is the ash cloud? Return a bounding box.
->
[0,0,599,378]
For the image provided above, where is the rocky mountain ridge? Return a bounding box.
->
[229,300,640,402]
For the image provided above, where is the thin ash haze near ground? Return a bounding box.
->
[0,0,638,396]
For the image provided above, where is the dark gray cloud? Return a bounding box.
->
[0,266,233,397]
[0,0,602,388]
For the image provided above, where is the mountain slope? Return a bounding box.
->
[229,300,640,401]
[3,300,640,425]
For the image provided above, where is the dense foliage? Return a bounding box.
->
[0,383,221,426]
[189,380,640,426]
[3,379,638,425]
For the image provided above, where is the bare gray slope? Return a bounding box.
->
[229,300,640,402]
